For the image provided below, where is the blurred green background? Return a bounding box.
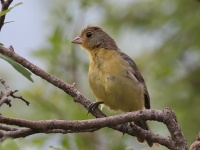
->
[0,0,200,150]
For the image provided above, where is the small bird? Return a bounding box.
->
[71,25,153,147]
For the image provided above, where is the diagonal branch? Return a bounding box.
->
[0,46,188,150]
[10,90,30,106]
[0,46,104,118]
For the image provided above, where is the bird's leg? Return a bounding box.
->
[119,110,133,134]
[87,101,104,114]
[118,123,130,135]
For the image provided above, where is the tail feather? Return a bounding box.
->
[134,121,153,147]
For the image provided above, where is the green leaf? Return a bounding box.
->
[49,145,68,150]
[0,54,34,82]
[0,2,23,17]
[0,138,20,150]
[4,21,14,24]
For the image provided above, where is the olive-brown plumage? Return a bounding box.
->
[71,25,153,147]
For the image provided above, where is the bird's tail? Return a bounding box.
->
[134,120,153,147]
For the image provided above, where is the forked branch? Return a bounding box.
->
[0,46,188,150]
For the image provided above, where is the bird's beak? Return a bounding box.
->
[71,36,83,44]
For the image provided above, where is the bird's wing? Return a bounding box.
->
[118,51,150,109]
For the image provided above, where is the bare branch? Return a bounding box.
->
[0,110,168,145]
[190,132,200,150]
[0,106,187,149]
[0,79,12,106]
[0,124,18,131]
[0,109,169,131]
[0,46,188,149]
[0,0,13,31]
[0,79,30,106]
[0,78,10,90]
[0,127,101,141]
[1,128,34,141]
[10,90,30,106]
[0,45,104,118]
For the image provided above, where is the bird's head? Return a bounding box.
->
[71,25,119,51]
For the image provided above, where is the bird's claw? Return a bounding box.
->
[119,123,129,135]
[87,101,103,115]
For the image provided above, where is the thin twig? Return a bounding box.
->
[0,79,12,106]
[0,78,10,90]
[0,79,29,106]
[10,90,30,106]
[0,0,13,31]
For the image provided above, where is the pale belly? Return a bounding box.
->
[89,70,144,112]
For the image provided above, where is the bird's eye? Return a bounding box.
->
[86,32,92,38]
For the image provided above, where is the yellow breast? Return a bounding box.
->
[88,49,144,112]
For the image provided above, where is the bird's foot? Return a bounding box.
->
[87,101,103,115]
[119,122,129,135]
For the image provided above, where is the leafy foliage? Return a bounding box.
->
[0,139,19,150]
[0,54,33,82]
[0,2,22,17]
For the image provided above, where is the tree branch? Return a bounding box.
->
[0,79,30,106]
[0,46,188,149]
[0,0,13,31]
[0,109,173,131]
[0,108,185,149]
[0,79,12,106]
[190,132,200,150]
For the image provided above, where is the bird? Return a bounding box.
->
[71,24,153,147]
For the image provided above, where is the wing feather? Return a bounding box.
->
[118,51,150,109]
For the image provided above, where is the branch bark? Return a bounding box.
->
[190,133,200,150]
[0,79,30,106]
[0,108,186,149]
[0,46,188,150]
